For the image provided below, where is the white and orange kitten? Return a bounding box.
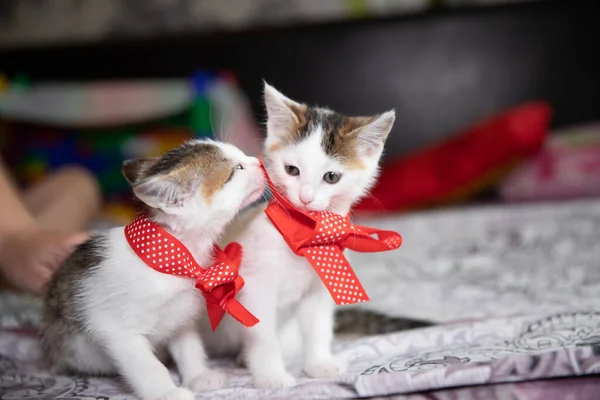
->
[200,83,395,388]
[43,140,266,400]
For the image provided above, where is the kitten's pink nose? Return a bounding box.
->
[300,192,315,205]
[300,185,315,206]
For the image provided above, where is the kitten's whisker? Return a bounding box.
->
[224,108,241,145]
[222,110,231,143]
[220,114,226,142]
[268,191,292,219]
[260,190,271,203]
[234,210,243,230]
[209,102,218,139]
[365,192,385,212]
[345,208,359,248]
[348,208,356,220]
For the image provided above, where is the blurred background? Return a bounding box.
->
[1,0,600,311]
[2,1,600,398]
[1,0,599,224]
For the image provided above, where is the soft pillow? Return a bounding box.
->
[500,122,600,202]
[355,102,552,213]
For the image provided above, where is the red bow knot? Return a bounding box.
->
[260,159,403,306]
[125,214,259,331]
[194,243,259,331]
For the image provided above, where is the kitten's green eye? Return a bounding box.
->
[323,171,342,184]
[285,165,300,176]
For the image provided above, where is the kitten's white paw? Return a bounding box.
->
[187,370,227,391]
[254,370,296,389]
[154,387,195,400]
[304,358,347,379]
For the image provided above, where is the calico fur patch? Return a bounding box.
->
[277,106,375,168]
[123,141,235,203]
[43,234,109,372]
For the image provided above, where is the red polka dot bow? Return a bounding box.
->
[260,159,403,305]
[125,213,259,330]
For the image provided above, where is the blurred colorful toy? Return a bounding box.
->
[0,71,263,225]
[208,71,263,157]
[0,74,8,93]
[0,78,192,127]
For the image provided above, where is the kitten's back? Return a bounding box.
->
[43,234,109,372]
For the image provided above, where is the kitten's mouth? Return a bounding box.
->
[241,188,264,209]
[291,200,329,213]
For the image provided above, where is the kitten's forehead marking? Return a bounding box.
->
[277,106,369,169]
[320,111,373,168]
[147,141,235,202]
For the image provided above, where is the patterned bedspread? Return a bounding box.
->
[353,199,600,322]
[1,311,599,399]
[1,199,600,399]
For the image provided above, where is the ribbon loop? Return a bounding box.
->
[194,249,259,331]
[299,244,369,305]
[195,258,238,292]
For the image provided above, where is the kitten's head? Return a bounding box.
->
[122,140,265,231]
[263,83,395,213]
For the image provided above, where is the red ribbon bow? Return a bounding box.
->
[260,159,403,305]
[124,213,259,330]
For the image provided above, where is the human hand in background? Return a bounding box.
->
[0,159,100,295]
[0,227,89,295]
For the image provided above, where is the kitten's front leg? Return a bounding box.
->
[242,292,296,388]
[100,333,193,400]
[297,287,347,378]
[168,324,226,391]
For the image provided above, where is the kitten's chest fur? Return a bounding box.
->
[275,249,318,310]
[233,206,322,310]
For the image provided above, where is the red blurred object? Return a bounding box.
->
[219,70,238,85]
[355,102,552,214]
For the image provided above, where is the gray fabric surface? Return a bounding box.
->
[2,198,600,398]
[352,199,600,322]
[1,311,599,399]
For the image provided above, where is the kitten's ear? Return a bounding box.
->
[122,158,158,185]
[264,82,304,143]
[352,110,396,156]
[131,176,186,212]
[122,158,187,213]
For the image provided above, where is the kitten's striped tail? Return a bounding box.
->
[334,309,431,336]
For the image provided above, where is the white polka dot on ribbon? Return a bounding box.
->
[304,244,367,305]
[124,214,241,291]
[125,214,201,278]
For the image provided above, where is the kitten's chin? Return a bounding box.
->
[288,198,331,213]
